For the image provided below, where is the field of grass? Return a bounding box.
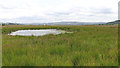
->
[2,25,118,66]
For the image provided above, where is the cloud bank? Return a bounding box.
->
[0,0,119,23]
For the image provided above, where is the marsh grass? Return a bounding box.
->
[2,25,118,66]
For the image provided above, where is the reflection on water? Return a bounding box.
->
[8,29,66,36]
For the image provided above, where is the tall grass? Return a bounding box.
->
[2,25,118,66]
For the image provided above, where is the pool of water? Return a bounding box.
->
[8,29,66,36]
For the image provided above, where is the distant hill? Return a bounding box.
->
[28,22,106,25]
[1,22,23,25]
[1,21,108,25]
[106,20,120,25]
[50,22,106,25]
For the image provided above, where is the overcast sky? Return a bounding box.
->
[0,0,119,23]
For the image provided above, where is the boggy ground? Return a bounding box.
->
[2,25,118,66]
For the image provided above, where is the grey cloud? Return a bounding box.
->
[0,6,116,23]
[90,8,114,14]
[69,7,114,16]
[0,16,48,23]
[15,16,45,20]
[47,12,71,17]
[118,1,120,20]
[9,15,56,23]
[0,2,30,10]
[82,8,115,17]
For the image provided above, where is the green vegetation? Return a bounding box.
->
[2,25,118,66]
[0,25,2,67]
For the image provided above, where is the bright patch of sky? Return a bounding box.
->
[0,0,119,23]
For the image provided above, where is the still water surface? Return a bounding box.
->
[8,29,66,36]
